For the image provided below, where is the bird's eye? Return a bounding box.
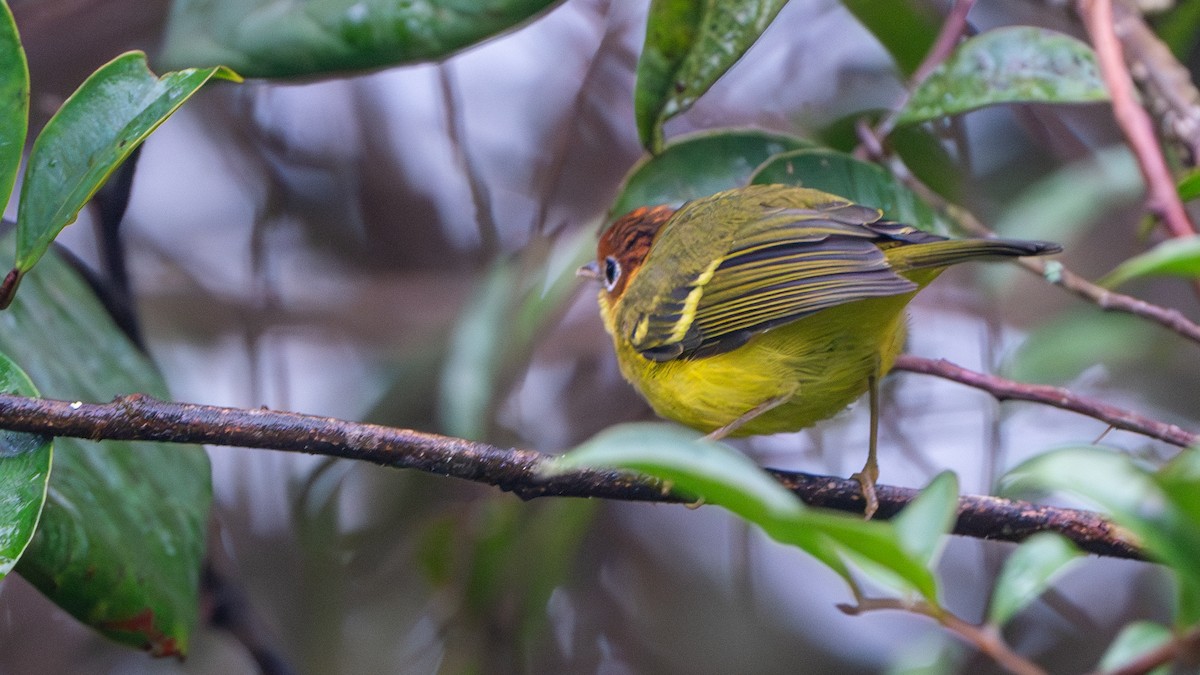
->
[603,256,621,291]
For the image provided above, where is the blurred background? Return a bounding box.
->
[0,0,1195,672]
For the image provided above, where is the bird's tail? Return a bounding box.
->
[889,238,1061,272]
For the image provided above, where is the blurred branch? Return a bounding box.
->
[0,392,1144,560]
[1078,0,1196,238]
[439,61,499,252]
[840,597,1045,675]
[1109,0,1200,167]
[893,354,1199,447]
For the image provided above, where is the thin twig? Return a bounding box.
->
[893,354,1198,448]
[0,392,1144,560]
[439,62,499,252]
[911,0,976,84]
[840,597,1046,675]
[858,0,975,149]
[1078,0,1196,238]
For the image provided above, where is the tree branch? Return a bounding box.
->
[893,354,1198,448]
[1109,0,1200,167]
[1078,0,1196,238]
[0,392,1144,560]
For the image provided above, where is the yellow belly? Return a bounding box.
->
[605,293,915,436]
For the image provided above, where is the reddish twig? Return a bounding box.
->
[1078,0,1196,238]
[1109,0,1200,166]
[893,354,1198,448]
[857,0,976,148]
[0,392,1144,560]
[1020,256,1200,346]
[840,597,1046,675]
[911,0,976,84]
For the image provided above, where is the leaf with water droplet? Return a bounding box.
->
[898,27,1108,125]
[635,0,789,152]
[12,52,238,297]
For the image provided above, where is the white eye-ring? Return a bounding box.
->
[603,256,621,291]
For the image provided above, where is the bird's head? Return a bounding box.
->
[578,205,675,305]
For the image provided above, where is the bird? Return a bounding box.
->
[578,183,1061,518]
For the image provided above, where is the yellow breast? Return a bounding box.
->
[599,290,916,436]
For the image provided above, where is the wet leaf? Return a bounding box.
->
[892,472,958,567]
[11,52,238,299]
[161,0,562,78]
[1098,236,1200,288]
[1001,447,1200,626]
[0,354,50,580]
[611,129,811,218]
[552,423,940,602]
[0,0,28,217]
[986,533,1082,627]
[635,0,788,151]
[841,0,938,76]
[1,233,211,656]
[1097,621,1172,674]
[750,148,952,235]
[898,27,1108,125]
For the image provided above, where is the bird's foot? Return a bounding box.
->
[851,466,880,520]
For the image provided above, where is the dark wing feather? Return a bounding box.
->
[620,188,935,362]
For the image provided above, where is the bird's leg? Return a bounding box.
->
[704,392,793,441]
[851,374,881,519]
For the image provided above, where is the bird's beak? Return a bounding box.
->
[577,260,600,281]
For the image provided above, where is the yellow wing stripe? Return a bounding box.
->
[666,257,722,345]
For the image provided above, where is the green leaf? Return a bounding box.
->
[1156,449,1200,533]
[160,0,560,78]
[1097,621,1173,674]
[550,423,805,523]
[11,52,238,292]
[1001,447,1200,626]
[440,226,594,439]
[892,472,958,567]
[1002,309,1156,385]
[611,129,811,218]
[986,533,1082,627]
[800,509,940,603]
[439,259,517,440]
[750,148,952,235]
[1,233,211,657]
[1153,0,1200,62]
[1097,236,1200,288]
[0,0,29,217]
[1177,169,1200,203]
[635,0,788,151]
[0,354,51,580]
[888,124,964,202]
[551,423,940,603]
[897,27,1109,125]
[991,145,1142,244]
[841,0,938,77]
